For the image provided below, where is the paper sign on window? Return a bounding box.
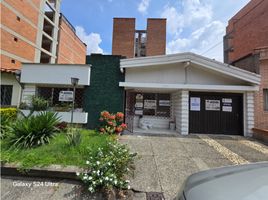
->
[144,100,156,109]
[205,100,220,111]
[190,97,200,111]
[159,100,170,107]
[222,106,232,112]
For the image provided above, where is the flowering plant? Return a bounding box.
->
[77,142,136,193]
[99,111,127,135]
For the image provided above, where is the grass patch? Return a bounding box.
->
[1,130,113,169]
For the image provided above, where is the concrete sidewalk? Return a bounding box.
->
[119,134,268,199]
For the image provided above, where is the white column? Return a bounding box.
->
[180,90,189,135]
[244,92,254,137]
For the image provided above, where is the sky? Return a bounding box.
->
[61,0,251,62]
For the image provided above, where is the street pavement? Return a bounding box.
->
[1,134,268,200]
[119,134,268,199]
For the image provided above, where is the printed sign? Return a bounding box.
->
[222,98,232,103]
[135,102,143,108]
[59,91,73,102]
[222,106,232,112]
[190,97,200,111]
[205,100,220,111]
[135,110,143,115]
[159,100,170,107]
[144,100,156,109]
[136,94,143,100]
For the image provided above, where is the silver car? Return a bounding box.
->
[176,162,268,200]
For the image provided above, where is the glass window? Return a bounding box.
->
[264,89,268,111]
[1,85,13,105]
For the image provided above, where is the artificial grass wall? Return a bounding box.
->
[84,54,125,129]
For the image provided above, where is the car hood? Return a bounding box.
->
[184,162,268,200]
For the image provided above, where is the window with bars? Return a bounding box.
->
[1,85,13,106]
[264,89,268,111]
[134,93,171,117]
[37,87,84,111]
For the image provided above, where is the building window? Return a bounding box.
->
[264,89,268,111]
[14,37,18,42]
[16,16,21,21]
[134,93,171,117]
[1,85,13,105]
[11,59,15,64]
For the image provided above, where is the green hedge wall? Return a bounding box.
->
[83,54,125,129]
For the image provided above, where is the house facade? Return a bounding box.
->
[120,53,260,136]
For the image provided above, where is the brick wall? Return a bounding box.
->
[112,18,135,58]
[254,49,268,129]
[225,0,268,63]
[57,15,87,64]
[146,18,166,56]
[84,54,125,129]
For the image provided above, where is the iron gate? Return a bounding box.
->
[125,91,135,133]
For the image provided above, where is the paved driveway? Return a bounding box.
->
[120,134,268,199]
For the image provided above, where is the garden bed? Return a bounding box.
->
[1,130,112,169]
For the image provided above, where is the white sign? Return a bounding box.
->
[159,100,170,107]
[190,97,200,111]
[59,91,73,102]
[136,94,143,100]
[144,100,156,109]
[135,110,143,115]
[222,98,232,103]
[135,102,143,108]
[205,100,220,111]
[222,106,232,112]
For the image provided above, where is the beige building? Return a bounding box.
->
[0,0,86,106]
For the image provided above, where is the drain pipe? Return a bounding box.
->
[184,61,191,84]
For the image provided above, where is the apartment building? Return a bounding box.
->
[112,18,166,58]
[224,0,268,129]
[0,0,86,106]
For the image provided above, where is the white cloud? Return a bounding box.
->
[138,0,151,15]
[75,26,104,55]
[161,0,225,61]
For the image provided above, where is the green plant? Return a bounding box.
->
[31,96,49,111]
[0,107,17,119]
[77,141,136,193]
[99,111,127,135]
[8,112,60,148]
[66,128,82,146]
[0,115,12,139]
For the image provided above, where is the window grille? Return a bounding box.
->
[1,85,13,105]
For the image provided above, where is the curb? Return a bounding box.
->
[1,163,83,180]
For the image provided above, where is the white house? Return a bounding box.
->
[119,53,260,136]
[19,63,91,124]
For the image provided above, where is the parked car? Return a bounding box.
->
[176,162,268,200]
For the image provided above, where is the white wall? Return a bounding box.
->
[133,116,170,129]
[1,73,21,106]
[244,92,255,136]
[125,63,247,85]
[21,64,91,86]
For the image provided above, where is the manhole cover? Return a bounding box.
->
[146,192,165,200]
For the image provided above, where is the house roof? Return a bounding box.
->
[0,67,19,73]
[120,52,261,85]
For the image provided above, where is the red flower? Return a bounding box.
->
[109,115,115,120]
[115,127,123,133]
[116,112,124,119]
[108,121,113,126]
[100,128,105,132]
[120,123,127,129]
[99,117,104,121]
[101,111,110,118]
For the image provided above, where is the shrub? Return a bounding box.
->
[77,142,136,193]
[31,96,49,111]
[0,107,17,119]
[99,111,127,135]
[8,112,60,148]
[0,108,17,139]
[56,121,68,132]
[66,128,81,146]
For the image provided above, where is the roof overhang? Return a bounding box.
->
[120,52,261,85]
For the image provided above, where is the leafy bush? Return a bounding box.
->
[77,142,136,193]
[56,121,68,132]
[99,111,127,135]
[0,107,17,119]
[0,108,17,139]
[31,96,49,111]
[66,128,82,146]
[8,112,60,148]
